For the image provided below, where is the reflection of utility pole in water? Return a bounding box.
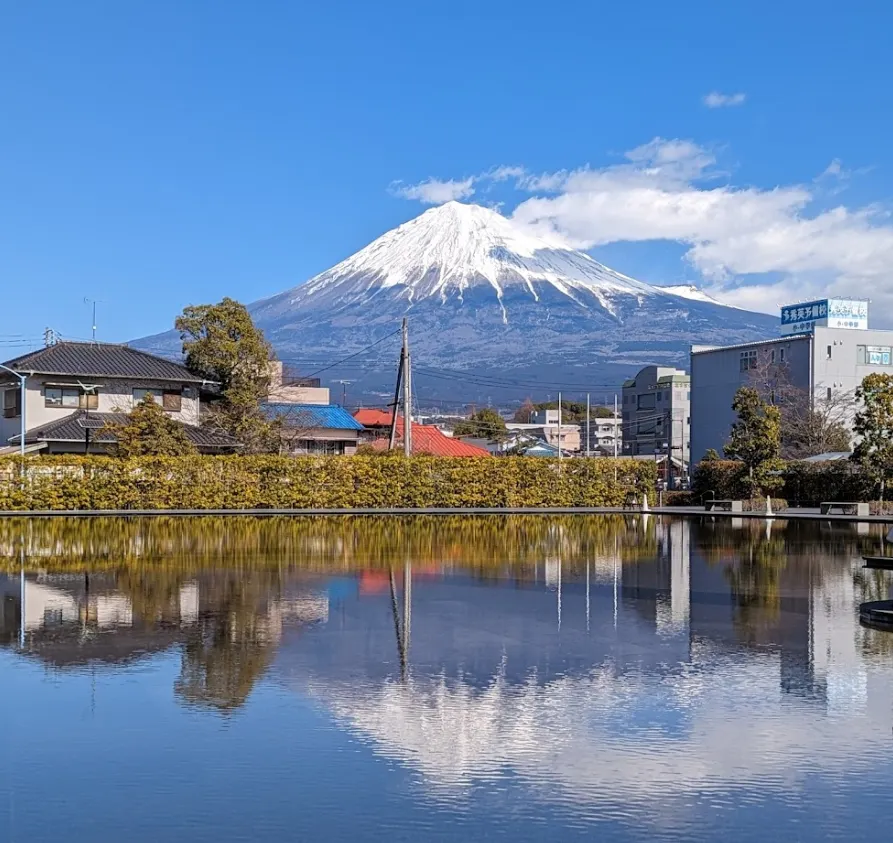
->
[585,560,590,633]
[613,532,619,629]
[388,563,412,679]
[19,542,25,649]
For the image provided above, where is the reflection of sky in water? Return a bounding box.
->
[2,516,893,842]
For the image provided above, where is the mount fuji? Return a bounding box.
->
[137,201,777,401]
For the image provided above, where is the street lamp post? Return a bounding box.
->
[0,363,27,461]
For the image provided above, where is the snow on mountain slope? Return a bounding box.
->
[253,201,663,323]
[658,284,734,307]
[134,201,779,399]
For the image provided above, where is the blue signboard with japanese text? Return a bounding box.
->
[780,298,868,335]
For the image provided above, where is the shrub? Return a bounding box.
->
[0,455,656,511]
[691,460,750,501]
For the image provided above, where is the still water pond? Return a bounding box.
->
[2,515,893,842]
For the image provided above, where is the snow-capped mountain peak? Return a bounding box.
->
[271,201,659,315]
[134,200,778,401]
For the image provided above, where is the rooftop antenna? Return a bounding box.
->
[84,298,103,341]
[335,379,353,407]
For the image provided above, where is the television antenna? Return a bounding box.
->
[335,379,353,407]
[84,298,104,341]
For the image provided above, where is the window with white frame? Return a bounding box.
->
[739,350,758,372]
[45,386,97,409]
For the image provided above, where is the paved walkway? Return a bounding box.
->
[1,505,892,522]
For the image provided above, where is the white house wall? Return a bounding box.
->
[0,376,201,444]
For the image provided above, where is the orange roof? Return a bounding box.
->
[354,408,397,427]
[354,409,490,457]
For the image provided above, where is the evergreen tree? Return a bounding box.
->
[108,395,196,457]
[454,408,507,440]
[724,387,783,495]
[852,373,893,499]
[176,297,280,453]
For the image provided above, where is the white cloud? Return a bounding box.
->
[703,91,747,108]
[502,138,893,314]
[821,158,843,178]
[484,165,526,182]
[390,177,476,204]
[391,141,893,318]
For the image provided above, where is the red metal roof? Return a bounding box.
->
[353,408,398,427]
[353,409,491,457]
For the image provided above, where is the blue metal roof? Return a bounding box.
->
[262,403,365,430]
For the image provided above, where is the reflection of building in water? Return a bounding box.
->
[622,519,690,637]
[810,557,867,713]
[0,572,329,686]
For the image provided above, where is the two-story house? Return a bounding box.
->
[0,341,240,454]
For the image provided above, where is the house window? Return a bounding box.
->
[780,348,785,362]
[827,387,832,400]
[298,439,345,455]
[133,387,182,412]
[827,345,832,360]
[3,388,21,419]
[739,350,758,372]
[858,345,892,366]
[45,387,98,409]
[771,350,776,363]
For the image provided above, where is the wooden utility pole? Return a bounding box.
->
[586,393,591,457]
[388,342,404,451]
[402,317,412,457]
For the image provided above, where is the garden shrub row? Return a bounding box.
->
[0,455,656,511]
[691,459,877,505]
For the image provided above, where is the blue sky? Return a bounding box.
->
[2,0,893,352]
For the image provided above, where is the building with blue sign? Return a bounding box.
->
[690,298,893,460]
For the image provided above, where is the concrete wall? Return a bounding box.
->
[0,375,201,445]
[690,326,893,461]
[690,336,811,461]
[621,366,690,468]
[812,326,893,404]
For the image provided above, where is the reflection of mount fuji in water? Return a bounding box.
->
[1,516,890,806]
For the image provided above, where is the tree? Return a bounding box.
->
[724,387,783,496]
[454,408,507,440]
[107,395,196,457]
[513,398,536,423]
[516,399,614,424]
[175,297,280,453]
[851,373,893,499]
[784,406,852,458]
[744,346,853,458]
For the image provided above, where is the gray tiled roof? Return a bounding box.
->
[1,342,205,383]
[9,412,241,450]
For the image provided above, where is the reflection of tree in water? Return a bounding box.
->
[174,570,284,712]
[114,568,189,626]
[724,533,787,636]
[0,514,657,575]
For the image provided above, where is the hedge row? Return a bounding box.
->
[691,459,876,505]
[0,455,656,511]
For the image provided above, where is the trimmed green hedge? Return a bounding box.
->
[0,455,656,511]
[692,458,876,505]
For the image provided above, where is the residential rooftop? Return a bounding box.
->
[0,341,205,383]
